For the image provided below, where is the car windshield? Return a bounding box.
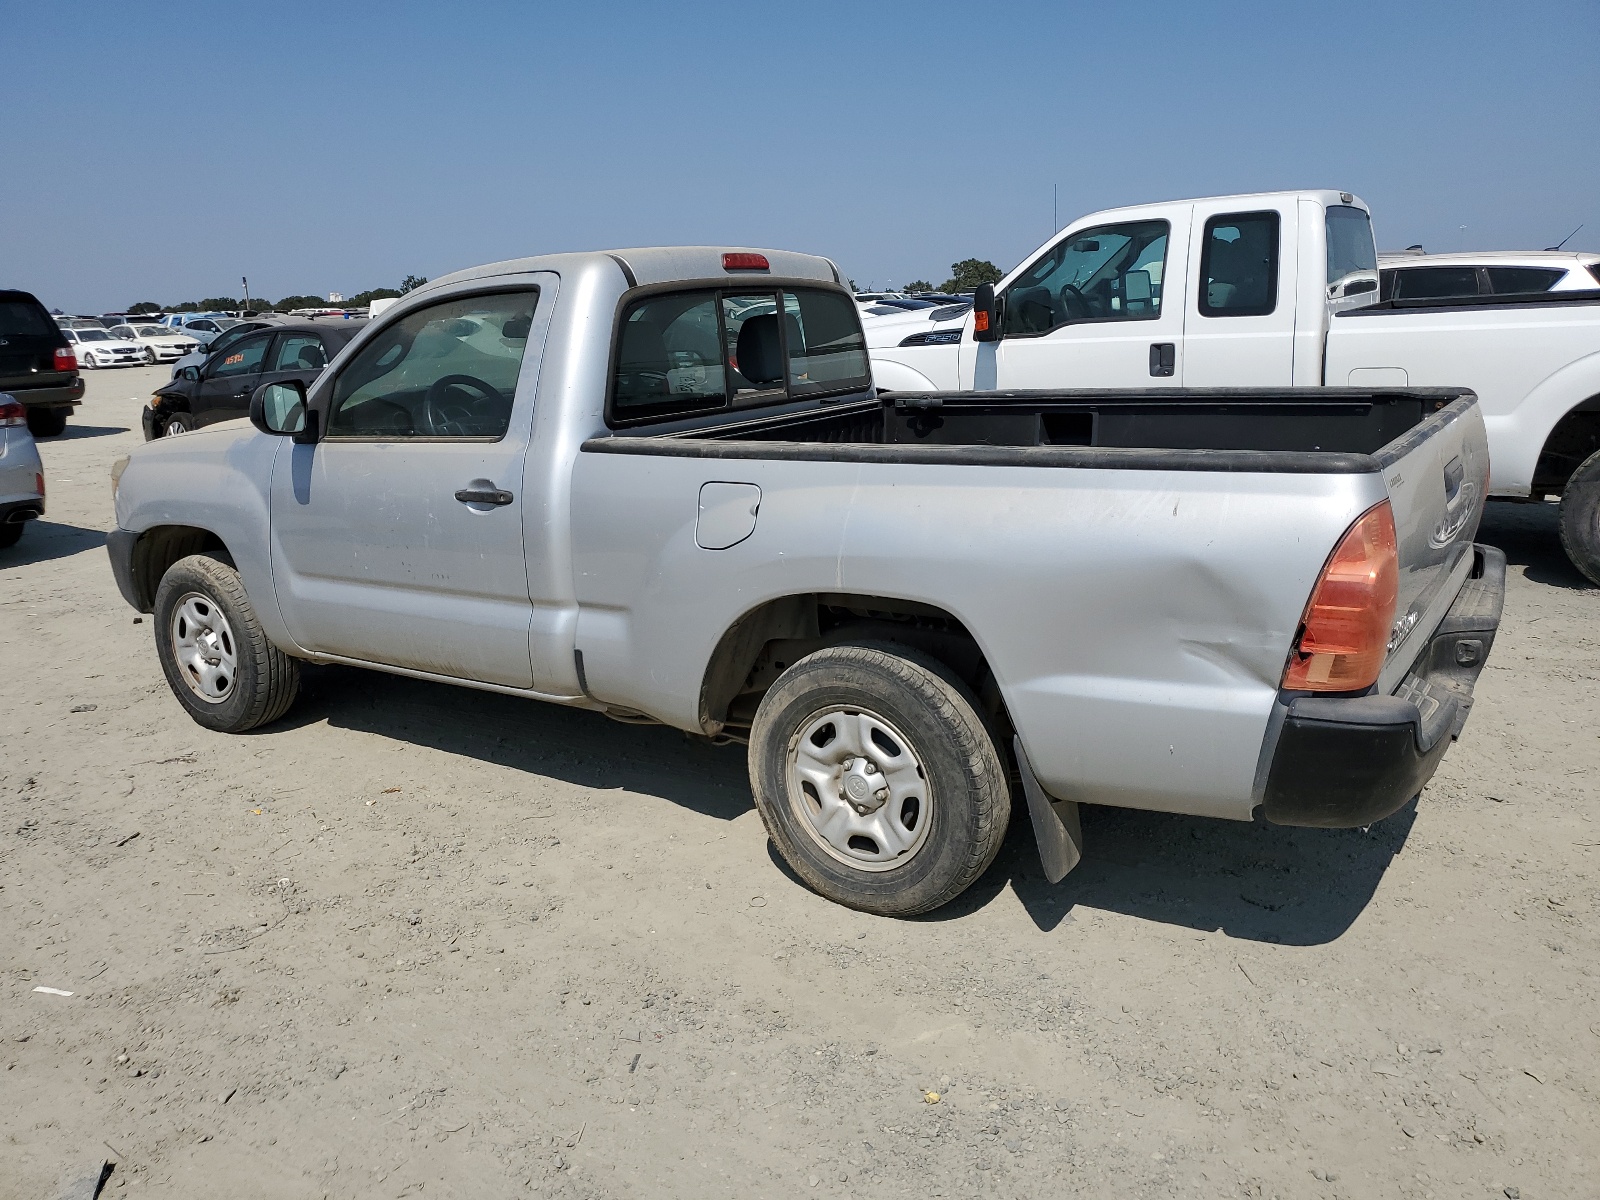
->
[77,329,112,342]
[136,326,167,337]
[214,319,242,331]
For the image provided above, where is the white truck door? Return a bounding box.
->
[988,211,1191,388]
[268,285,545,689]
[1181,198,1298,385]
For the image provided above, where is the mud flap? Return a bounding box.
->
[1015,736,1083,883]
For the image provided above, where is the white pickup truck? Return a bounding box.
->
[867,190,1600,582]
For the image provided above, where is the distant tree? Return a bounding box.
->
[847,278,858,291]
[127,301,163,314]
[273,294,328,312]
[399,275,428,294]
[939,259,1002,293]
[344,287,403,308]
[904,279,933,293]
[197,297,242,312]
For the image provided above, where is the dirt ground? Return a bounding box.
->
[2,365,1597,1200]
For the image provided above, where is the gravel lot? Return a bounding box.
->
[3,366,1597,1199]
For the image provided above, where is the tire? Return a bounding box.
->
[144,347,157,365]
[152,553,301,732]
[1559,447,1600,586]
[162,411,193,436]
[748,643,1011,916]
[26,406,68,438]
[0,522,23,550]
[80,352,96,369]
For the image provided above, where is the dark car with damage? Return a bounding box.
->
[144,319,367,438]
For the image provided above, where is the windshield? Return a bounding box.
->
[1326,206,1378,293]
[78,329,112,342]
[214,318,242,330]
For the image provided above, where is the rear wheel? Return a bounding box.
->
[0,522,23,550]
[153,553,301,732]
[1559,448,1600,586]
[26,406,68,437]
[748,643,1011,916]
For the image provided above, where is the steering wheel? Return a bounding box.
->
[1058,283,1092,319]
[420,374,500,436]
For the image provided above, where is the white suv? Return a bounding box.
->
[1378,250,1600,300]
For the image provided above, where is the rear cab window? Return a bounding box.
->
[610,286,869,425]
[1388,267,1481,300]
[1325,206,1378,297]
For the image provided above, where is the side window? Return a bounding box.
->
[1391,267,1480,300]
[327,289,538,439]
[613,291,727,420]
[782,289,872,396]
[1002,220,1169,335]
[270,332,327,373]
[1484,266,1564,295]
[208,334,270,377]
[1198,211,1280,317]
[193,320,219,334]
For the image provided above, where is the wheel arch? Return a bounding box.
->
[1532,391,1600,495]
[696,591,1010,740]
[127,524,232,611]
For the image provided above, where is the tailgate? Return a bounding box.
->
[1373,393,1489,691]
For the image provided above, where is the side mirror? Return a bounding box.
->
[972,283,1004,342]
[250,379,309,438]
[179,365,201,382]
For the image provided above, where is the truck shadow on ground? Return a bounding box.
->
[0,521,106,568]
[1478,499,1593,590]
[299,663,1413,945]
[920,799,1418,944]
[52,423,129,441]
[292,665,755,821]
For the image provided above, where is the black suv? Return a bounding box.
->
[0,289,83,437]
[145,318,367,438]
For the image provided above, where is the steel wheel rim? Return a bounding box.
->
[170,591,238,703]
[786,705,932,872]
[163,417,187,436]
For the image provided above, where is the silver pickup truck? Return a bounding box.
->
[107,247,1506,916]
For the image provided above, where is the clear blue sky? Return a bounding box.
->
[4,0,1597,312]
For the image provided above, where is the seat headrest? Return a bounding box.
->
[296,344,326,369]
[735,314,784,386]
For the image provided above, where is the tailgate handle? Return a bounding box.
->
[1443,456,1465,507]
[1148,342,1175,377]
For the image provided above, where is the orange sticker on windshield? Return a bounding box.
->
[225,353,243,365]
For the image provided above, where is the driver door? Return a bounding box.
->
[992,213,1191,389]
[268,283,546,689]
[194,332,272,427]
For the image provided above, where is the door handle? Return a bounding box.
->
[1148,343,1176,377]
[455,487,514,506]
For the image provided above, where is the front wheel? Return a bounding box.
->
[153,553,301,732]
[162,411,193,436]
[748,643,1011,916]
[79,352,96,369]
[1559,447,1600,586]
[144,347,157,365]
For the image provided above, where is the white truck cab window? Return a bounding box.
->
[1198,211,1280,317]
[1325,205,1378,297]
[1002,220,1168,336]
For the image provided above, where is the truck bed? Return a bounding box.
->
[592,387,1475,475]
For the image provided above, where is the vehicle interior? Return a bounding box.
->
[1002,220,1168,336]
[326,292,536,438]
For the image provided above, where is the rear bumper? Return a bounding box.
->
[1262,544,1506,828]
[1,497,44,525]
[4,380,84,408]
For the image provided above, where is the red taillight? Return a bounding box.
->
[36,472,46,500]
[722,252,770,271]
[1282,500,1399,693]
[54,346,77,372]
[0,400,25,426]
